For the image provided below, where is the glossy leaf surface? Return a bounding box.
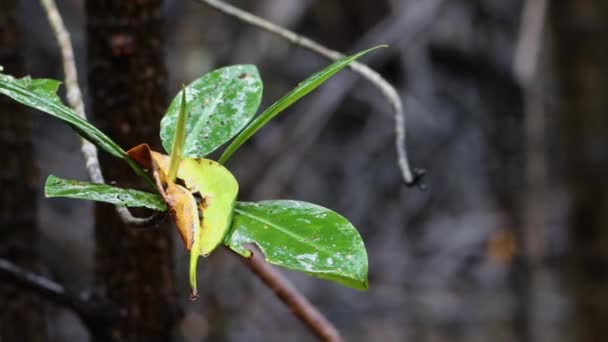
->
[0,72,153,186]
[44,175,166,211]
[226,200,368,290]
[0,72,126,159]
[160,65,262,158]
[219,46,384,164]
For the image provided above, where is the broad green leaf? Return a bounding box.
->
[160,65,262,158]
[226,200,368,291]
[218,46,385,164]
[44,175,166,211]
[0,73,125,159]
[0,72,154,187]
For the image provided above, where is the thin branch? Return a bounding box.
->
[0,258,120,334]
[195,0,425,186]
[513,0,549,265]
[39,0,162,227]
[514,0,548,88]
[248,0,441,198]
[235,247,342,342]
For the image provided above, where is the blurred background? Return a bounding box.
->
[1,0,606,341]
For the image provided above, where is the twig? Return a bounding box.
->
[514,0,548,88]
[248,0,441,198]
[39,0,162,227]
[513,0,548,265]
[0,258,120,335]
[235,247,342,342]
[195,0,424,186]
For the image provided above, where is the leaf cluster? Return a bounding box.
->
[0,47,383,295]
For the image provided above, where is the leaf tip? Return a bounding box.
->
[43,174,60,198]
[366,45,389,54]
[189,289,199,301]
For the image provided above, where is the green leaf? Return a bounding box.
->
[160,65,263,158]
[0,72,155,187]
[44,175,166,211]
[0,73,125,159]
[218,46,386,164]
[226,200,368,290]
[168,87,188,182]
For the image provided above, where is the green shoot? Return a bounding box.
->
[168,86,188,182]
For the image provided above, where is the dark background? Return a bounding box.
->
[1,0,606,341]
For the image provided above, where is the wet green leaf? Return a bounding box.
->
[219,46,385,164]
[44,175,166,211]
[0,72,153,186]
[160,65,262,158]
[226,200,368,290]
[0,73,125,159]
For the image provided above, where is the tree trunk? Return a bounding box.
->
[552,2,608,341]
[0,0,46,340]
[85,1,177,340]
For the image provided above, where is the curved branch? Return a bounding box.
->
[39,0,162,227]
[195,0,423,186]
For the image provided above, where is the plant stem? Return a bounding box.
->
[234,247,342,342]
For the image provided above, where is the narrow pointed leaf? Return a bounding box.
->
[226,200,368,291]
[0,73,126,159]
[160,65,262,158]
[0,72,154,187]
[219,46,385,164]
[44,175,166,211]
[168,87,188,182]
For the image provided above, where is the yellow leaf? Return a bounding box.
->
[127,144,239,297]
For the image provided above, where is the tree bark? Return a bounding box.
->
[0,0,46,340]
[552,2,608,341]
[86,1,177,340]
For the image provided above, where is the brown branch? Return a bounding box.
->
[39,0,161,227]
[234,247,342,342]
